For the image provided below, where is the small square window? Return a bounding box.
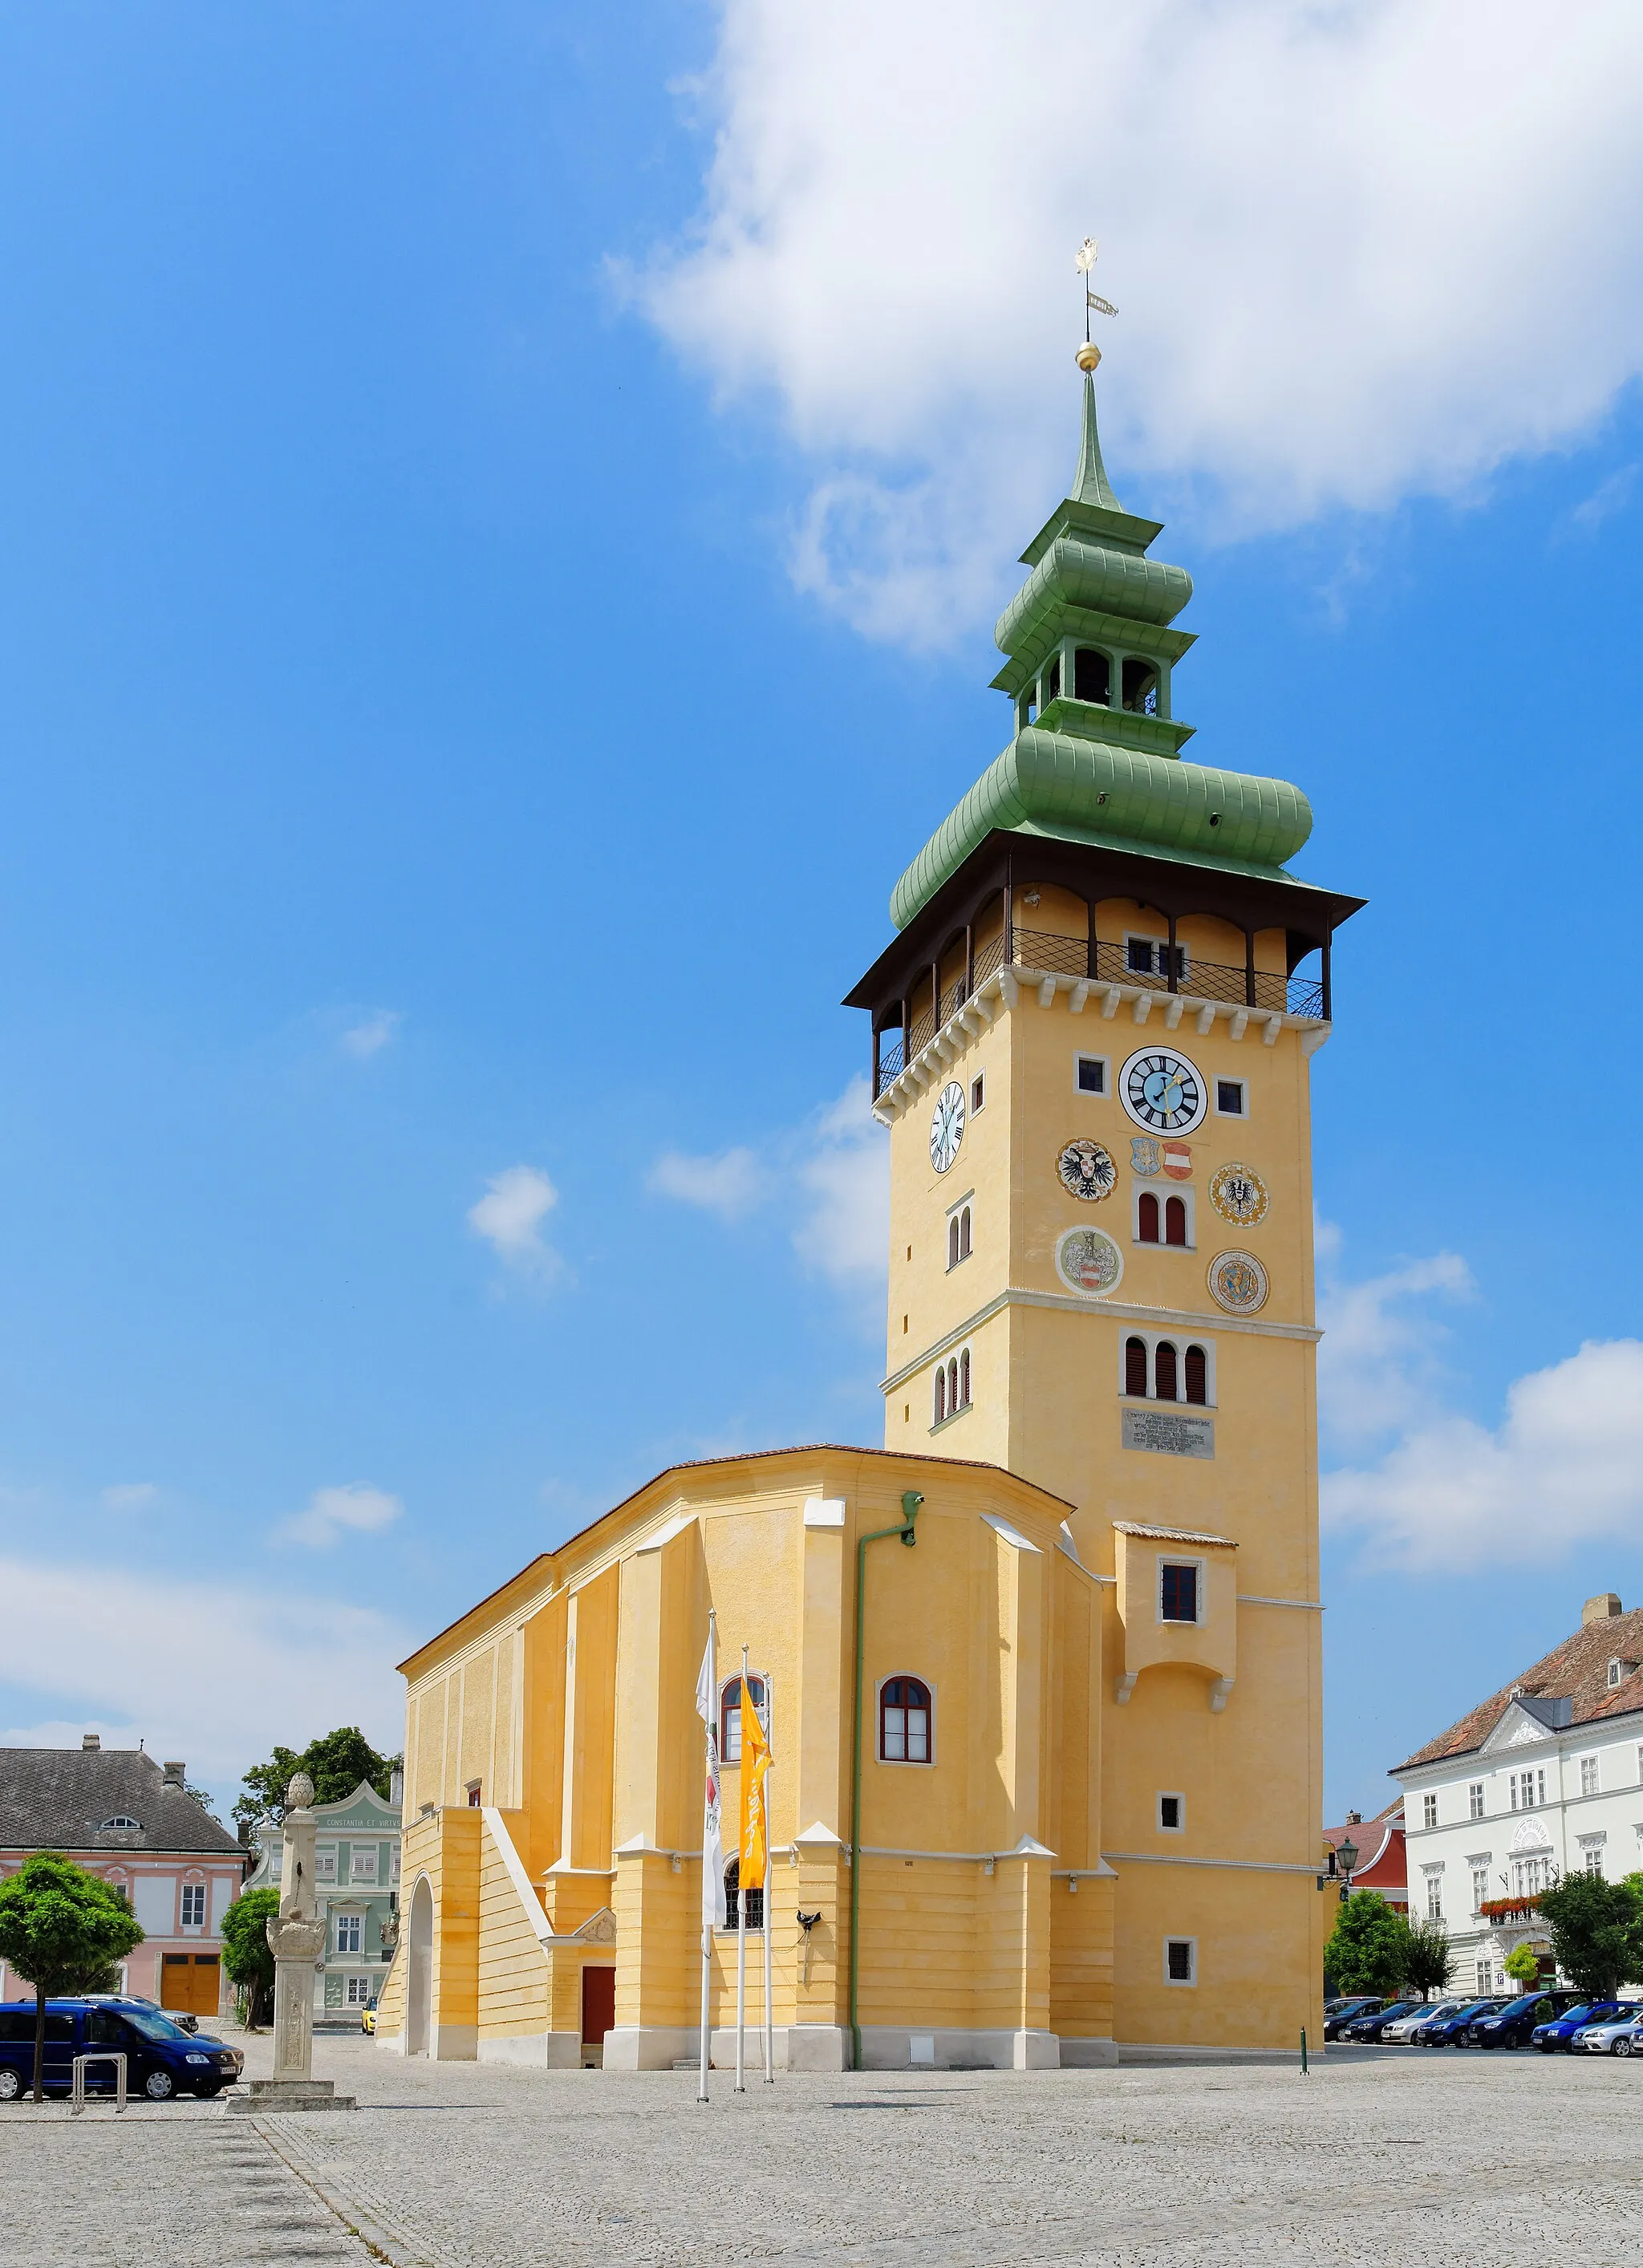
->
[1159,1562,1199,1624]
[1215,1078,1247,1117]
[1164,1937,1196,1986]
[1158,1794,1183,1832]
[1126,936,1157,976]
[1075,1055,1107,1095]
[970,1073,984,1114]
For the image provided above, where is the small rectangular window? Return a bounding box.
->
[314,1849,337,1880]
[181,1884,205,1926]
[345,1977,373,2006]
[1426,1874,1442,1919]
[1215,1078,1247,1117]
[1126,936,1156,976]
[336,1914,362,1954]
[465,1783,482,1808]
[1159,1562,1198,1624]
[1164,1938,1196,1985]
[1469,1782,1484,1820]
[970,1073,984,1114]
[1075,1054,1107,1094]
[1580,1755,1599,1797]
[1471,1864,1488,1911]
[1158,1794,1183,1832]
[1422,1792,1438,1829]
[1585,1847,1604,1876]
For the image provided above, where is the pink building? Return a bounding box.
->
[0,1738,247,2015]
[1324,1800,1408,1911]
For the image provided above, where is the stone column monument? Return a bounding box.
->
[229,1772,356,2112]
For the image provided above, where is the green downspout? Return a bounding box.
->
[849,1489,922,2072]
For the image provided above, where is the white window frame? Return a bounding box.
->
[1469,1860,1490,1913]
[335,1911,363,1956]
[1475,1958,1495,1993]
[875,1674,936,1768]
[1162,1936,1197,1987]
[314,1847,338,1881]
[1422,1863,1444,1919]
[719,1671,769,1765]
[944,1190,974,1273]
[1468,1782,1485,1820]
[180,1881,206,1929]
[1422,1791,1438,1830]
[1212,1075,1248,1119]
[969,1072,985,1115]
[1580,1755,1600,1798]
[1157,1556,1205,1628]
[1124,932,1189,985]
[1073,1053,1110,1097]
[930,1345,973,1431]
[351,1846,378,1882]
[1157,1791,1185,1834]
[344,1976,374,2006]
[1130,1181,1196,1251]
[1118,1330,1215,1408]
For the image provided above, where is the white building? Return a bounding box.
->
[1394,1592,1643,1994]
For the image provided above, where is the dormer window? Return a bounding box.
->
[1608,1657,1636,1690]
[97,1816,142,1832]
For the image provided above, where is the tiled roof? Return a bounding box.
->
[0,1747,243,1856]
[1396,1607,1643,1771]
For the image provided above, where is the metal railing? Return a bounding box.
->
[874,927,1324,1096]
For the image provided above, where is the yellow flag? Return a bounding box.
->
[739,1679,771,1892]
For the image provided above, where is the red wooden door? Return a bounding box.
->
[580,1965,615,2045]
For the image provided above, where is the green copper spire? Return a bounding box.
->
[1071,370,1122,512]
[886,367,1317,930]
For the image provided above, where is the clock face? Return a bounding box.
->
[1057,1138,1116,1202]
[929,1081,966,1175]
[1209,1161,1268,1227]
[1118,1047,1207,1136]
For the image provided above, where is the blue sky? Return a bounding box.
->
[2,2,1641,1828]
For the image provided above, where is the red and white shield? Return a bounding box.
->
[1162,1142,1193,1180]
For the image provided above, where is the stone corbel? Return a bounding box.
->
[1114,1672,1138,1706]
[998,969,1019,1008]
[1208,1678,1234,1714]
[1229,1009,1248,1041]
[1164,996,1185,1028]
[1195,1004,1215,1035]
[1132,992,1154,1024]
[1069,980,1091,1014]
[1262,1016,1284,1046]
[1101,986,1122,1019]
[1037,976,1057,1008]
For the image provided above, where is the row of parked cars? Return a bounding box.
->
[1324,1991,1643,2055]
[0,1996,244,2100]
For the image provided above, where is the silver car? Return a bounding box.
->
[1575,2010,1643,2055]
[1381,1999,1461,2043]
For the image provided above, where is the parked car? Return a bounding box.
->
[1381,2000,1461,2043]
[360,2005,376,2036]
[1531,2000,1639,2052]
[1344,2000,1424,2042]
[1412,1998,1508,2046]
[1323,1998,1386,2040]
[1467,1991,1585,2049]
[1573,2010,1643,2056]
[0,1998,243,2102]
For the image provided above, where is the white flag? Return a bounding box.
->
[696,1630,727,1929]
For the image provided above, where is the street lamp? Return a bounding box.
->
[1336,1835,1359,1905]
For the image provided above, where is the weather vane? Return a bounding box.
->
[1075,237,1117,371]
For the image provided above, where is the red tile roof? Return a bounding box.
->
[1396,1606,1643,1771]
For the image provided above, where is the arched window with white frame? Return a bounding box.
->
[931,1348,972,1428]
[1119,1332,1215,1406]
[720,1672,767,1764]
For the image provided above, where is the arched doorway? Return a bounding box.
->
[407,1876,433,2057]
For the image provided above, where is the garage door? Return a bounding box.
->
[160,1952,221,2015]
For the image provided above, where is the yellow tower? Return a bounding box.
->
[846,366,1363,2047]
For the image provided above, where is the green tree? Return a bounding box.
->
[0,1853,144,2102]
[1538,1872,1643,2000]
[1398,1915,1456,1999]
[1323,1889,1406,1997]
[219,1888,280,2029]
[1503,1942,1543,1990]
[233,1726,400,1829]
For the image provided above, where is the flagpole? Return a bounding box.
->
[697,1607,717,2104]
[762,1670,775,2084]
[735,1645,748,2093]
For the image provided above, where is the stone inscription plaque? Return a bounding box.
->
[1122,1408,1215,1459]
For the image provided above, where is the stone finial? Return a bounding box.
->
[286,1771,316,1812]
[1583,1593,1623,1626]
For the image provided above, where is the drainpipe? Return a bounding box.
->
[849,1489,923,2072]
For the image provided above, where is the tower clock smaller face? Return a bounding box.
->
[929,1081,966,1174]
[1118,1047,1207,1136]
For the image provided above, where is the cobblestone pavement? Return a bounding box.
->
[6,2023,1643,2266]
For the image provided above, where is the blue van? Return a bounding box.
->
[0,1998,244,2101]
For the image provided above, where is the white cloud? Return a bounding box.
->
[791,1075,889,1290]
[468,1164,560,1275]
[1324,1339,1643,1572]
[99,1483,160,1513]
[339,1009,403,1060]
[1316,1243,1475,1448]
[275,1482,404,1549]
[0,1556,408,1789]
[641,0,1643,643]
[1564,462,1639,537]
[647,1146,770,1220]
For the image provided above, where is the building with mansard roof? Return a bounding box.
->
[1394,1592,1643,1994]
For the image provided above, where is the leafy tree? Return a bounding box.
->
[233,1726,401,1829]
[219,1888,280,2029]
[0,1854,144,2102]
[1538,1872,1643,2000]
[1398,1916,1456,1999]
[1503,1942,1543,1990]
[1323,1890,1406,1997]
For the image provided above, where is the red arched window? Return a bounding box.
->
[1154,1341,1178,1401]
[1184,1345,1207,1405]
[959,1348,971,1406]
[1125,1337,1148,1396]
[948,1216,960,1268]
[1165,1195,1187,1246]
[1138,1192,1160,1244]
[933,1367,947,1425]
[959,1207,972,1260]
[880,1677,932,1763]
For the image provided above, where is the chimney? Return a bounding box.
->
[1583,1593,1623,1626]
[237,1818,254,1848]
[162,1760,185,1787]
[1345,1809,1361,1824]
[81,1733,100,1751]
